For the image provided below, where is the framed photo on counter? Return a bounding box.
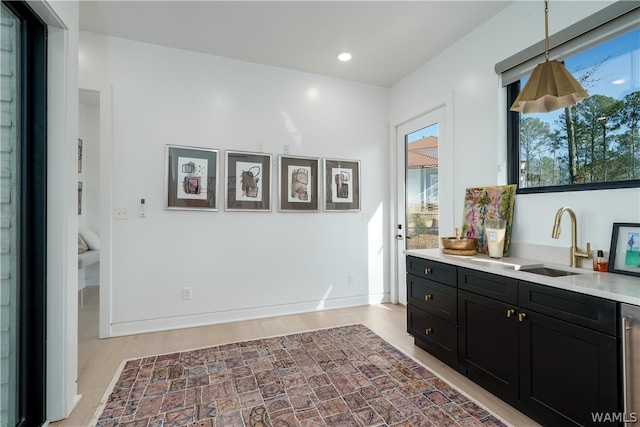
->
[609,222,640,277]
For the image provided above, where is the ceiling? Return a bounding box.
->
[79,1,514,88]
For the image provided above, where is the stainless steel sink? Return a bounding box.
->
[520,266,581,277]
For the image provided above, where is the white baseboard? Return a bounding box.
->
[108,293,389,337]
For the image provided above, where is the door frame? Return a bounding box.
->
[4,1,49,423]
[390,92,454,304]
[79,79,113,339]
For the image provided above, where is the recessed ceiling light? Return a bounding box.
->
[338,53,352,62]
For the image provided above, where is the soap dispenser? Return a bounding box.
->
[593,250,608,272]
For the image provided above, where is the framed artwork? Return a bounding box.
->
[608,223,640,277]
[461,185,516,256]
[278,155,320,212]
[165,145,219,211]
[323,158,360,212]
[78,181,82,215]
[225,150,272,211]
[78,138,83,173]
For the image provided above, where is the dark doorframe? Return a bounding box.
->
[2,1,48,425]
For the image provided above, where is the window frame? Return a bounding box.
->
[507,84,640,195]
[2,0,48,425]
[503,2,640,194]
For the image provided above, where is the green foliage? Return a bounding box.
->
[520,91,640,186]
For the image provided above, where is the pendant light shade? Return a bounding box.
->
[510,59,589,113]
[510,0,589,114]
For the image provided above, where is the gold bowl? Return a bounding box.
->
[441,237,478,250]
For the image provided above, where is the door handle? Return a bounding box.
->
[396,235,404,240]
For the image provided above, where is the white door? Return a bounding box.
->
[394,104,453,304]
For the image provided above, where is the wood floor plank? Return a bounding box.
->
[51,286,539,426]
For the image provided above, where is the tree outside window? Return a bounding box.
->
[511,28,639,192]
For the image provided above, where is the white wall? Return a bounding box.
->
[79,33,390,336]
[390,1,639,260]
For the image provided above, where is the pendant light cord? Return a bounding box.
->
[544,0,550,61]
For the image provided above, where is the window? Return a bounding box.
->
[503,3,639,193]
[0,1,47,425]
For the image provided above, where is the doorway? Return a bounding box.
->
[78,80,112,339]
[393,99,454,304]
[78,88,101,339]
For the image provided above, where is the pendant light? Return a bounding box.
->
[510,0,589,114]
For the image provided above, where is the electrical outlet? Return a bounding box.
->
[362,213,370,223]
[348,275,355,285]
[182,287,192,300]
[114,207,129,220]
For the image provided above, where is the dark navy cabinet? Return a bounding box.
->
[407,257,621,426]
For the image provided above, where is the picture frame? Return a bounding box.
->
[165,145,219,211]
[78,181,82,215]
[608,222,640,277]
[225,150,272,211]
[323,158,360,212]
[78,138,83,173]
[278,155,320,212]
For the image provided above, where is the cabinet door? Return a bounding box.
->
[519,310,619,426]
[458,290,519,401]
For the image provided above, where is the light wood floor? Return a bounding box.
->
[52,286,539,426]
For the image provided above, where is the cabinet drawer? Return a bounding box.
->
[518,281,618,336]
[407,273,456,323]
[407,305,457,361]
[406,256,457,286]
[458,268,518,304]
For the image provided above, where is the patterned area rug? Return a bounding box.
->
[92,324,508,427]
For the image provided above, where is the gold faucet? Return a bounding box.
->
[552,207,591,268]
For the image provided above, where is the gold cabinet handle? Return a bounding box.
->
[425,328,432,335]
[424,268,432,275]
[518,312,527,322]
[424,294,433,301]
[506,309,515,318]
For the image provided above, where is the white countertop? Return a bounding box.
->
[405,248,640,306]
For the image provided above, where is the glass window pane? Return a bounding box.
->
[514,27,639,191]
[0,3,20,426]
[406,124,439,249]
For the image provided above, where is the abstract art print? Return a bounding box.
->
[461,185,516,256]
[608,223,640,277]
[323,158,360,212]
[225,151,272,211]
[278,155,319,212]
[78,138,83,173]
[165,145,219,211]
